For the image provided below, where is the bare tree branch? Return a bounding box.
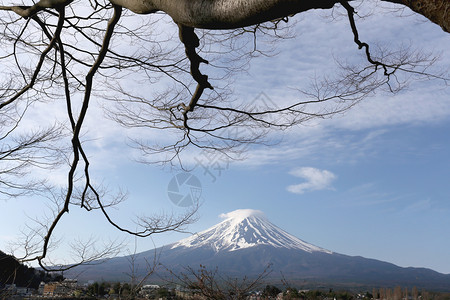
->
[0,0,447,272]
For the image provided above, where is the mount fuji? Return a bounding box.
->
[171,209,331,253]
[68,209,450,291]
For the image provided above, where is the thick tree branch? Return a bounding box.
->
[384,0,449,33]
[1,0,448,32]
[107,0,449,32]
[0,0,73,18]
[35,5,123,270]
[110,0,338,28]
[178,24,213,135]
[340,1,390,75]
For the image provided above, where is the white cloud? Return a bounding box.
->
[227,3,450,170]
[287,167,336,194]
[219,209,265,220]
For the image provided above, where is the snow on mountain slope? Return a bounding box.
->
[171,209,332,253]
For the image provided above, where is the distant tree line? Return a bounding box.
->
[371,286,450,300]
[86,281,170,298]
[280,287,356,300]
[81,282,450,300]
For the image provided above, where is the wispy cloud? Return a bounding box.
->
[287,167,336,194]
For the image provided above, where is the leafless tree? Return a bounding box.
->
[119,239,160,299]
[163,263,272,299]
[0,0,448,271]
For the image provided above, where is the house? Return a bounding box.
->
[42,279,78,297]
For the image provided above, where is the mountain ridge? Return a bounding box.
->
[64,209,450,291]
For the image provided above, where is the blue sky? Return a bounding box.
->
[1,1,450,275]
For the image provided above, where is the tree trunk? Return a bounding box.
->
[384,0,449,33]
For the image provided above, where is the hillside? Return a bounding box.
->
[0,251,58,288]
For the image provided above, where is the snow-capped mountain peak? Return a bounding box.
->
[171,209,332,254]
